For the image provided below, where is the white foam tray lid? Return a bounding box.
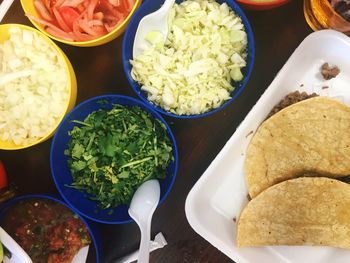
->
[185,29,350,263]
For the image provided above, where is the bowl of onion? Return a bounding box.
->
[21,0,142,47]
[0,24,77,150]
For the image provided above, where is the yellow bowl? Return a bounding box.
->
[0,24,77,150]
[20,0,142,47]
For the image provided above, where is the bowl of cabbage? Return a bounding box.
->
[122,0,255,118]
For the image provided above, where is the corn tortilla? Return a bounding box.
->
[237,177,350,248]
[245,96,350,198]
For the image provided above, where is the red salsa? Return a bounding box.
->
[2,199,91,263]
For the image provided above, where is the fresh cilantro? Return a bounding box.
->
[65,104,174,209]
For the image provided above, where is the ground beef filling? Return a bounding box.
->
[266,91,318,119]
[320,62,340,80]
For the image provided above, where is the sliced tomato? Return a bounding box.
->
[78,18,103,36]
[72,19,95,41]
[34,0,53,21]
[127,0,135,12]
[59,6,80,30]
[46,27,75,41]
[0,161,8,190]
[42,0,53,14]
[53,7,71,32]
[121,0,134,13]
[108,0,121,7]
[99,0,119,17]
[54,0,66,8]
[93,12,104,20]
[33,0,128,40]
[27,14,75,40]
[87,0,99,20]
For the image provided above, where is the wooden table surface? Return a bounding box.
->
[0,1,313,262]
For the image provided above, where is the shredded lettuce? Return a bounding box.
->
[131,0,248,115]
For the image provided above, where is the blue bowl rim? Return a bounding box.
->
[50,94,179,224]
[122,0,256,119]
[0,194,100,262]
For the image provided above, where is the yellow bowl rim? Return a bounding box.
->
[0,23,75,150]
[20,0,142,46]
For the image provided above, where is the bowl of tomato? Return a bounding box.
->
[0,194,101,262]
[20,0,142,46]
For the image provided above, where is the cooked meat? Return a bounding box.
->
[320,62,340,80]
[266,91,318,119]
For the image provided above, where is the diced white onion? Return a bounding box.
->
[0,26,69,146]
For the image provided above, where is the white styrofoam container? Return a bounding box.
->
[185,30,350,263]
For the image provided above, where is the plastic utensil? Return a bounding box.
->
[0,0,14,23]
[114,232,167,263]
[51,94,178,224]
[122,0,255,119]
[128,180,160,263]
[0,227,32,263]
[132,0,175,57]
[71,246,89,263]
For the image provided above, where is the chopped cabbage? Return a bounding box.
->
[0,27,69,146]
[131,0,248,115]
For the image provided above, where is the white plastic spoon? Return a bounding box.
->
[0,227,32,263]
[133,0,175,58]
[128,179,160,263]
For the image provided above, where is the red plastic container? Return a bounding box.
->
[236,0,290,10]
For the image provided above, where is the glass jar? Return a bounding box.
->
[304,0,350,34]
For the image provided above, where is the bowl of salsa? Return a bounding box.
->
[0,194,100,263]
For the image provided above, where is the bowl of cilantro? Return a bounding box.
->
[50,94,178,224]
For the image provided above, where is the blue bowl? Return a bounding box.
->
[122,0,255,119]
[50,94,178,224]
[0,194,101,262]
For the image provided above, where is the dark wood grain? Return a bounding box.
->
[0,1,313,262]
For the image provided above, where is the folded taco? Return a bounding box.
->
[245,96,350,198]
[237,177,350,248]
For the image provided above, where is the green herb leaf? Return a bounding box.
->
[65,105,174,209]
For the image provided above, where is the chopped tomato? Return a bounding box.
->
[87,0,99,20]
[58,6,80,30]
[0,161,8,190]
[31,0,135,41]
[110,0,121,7]
[34,0,53,21]
[53,7,71,32]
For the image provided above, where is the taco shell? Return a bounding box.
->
[237,177,350,248]
[245,97,350,198]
